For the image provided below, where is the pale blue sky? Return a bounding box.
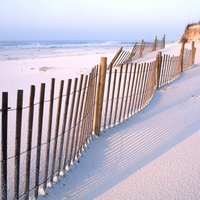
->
[0,0,200,42]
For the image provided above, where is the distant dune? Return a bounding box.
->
[181,22,200,43]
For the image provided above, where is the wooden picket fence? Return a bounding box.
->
[0,41,196,199]
[108,35,165,68]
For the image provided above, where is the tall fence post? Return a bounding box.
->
[180,42,185,72]
[191,41,196,66]
[156,51,162,89]
[24,85,35,199]
[93,57,107,136]
[1,92,8,200]
[14,90,23,199]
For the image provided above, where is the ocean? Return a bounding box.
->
[0,40,137,50]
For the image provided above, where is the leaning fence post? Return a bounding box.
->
[156,51,162,89]
[1,92,8,200]
[180,42,185,72]
[128,42,137,60]
[107,47,123,69]
[93,57,107,136]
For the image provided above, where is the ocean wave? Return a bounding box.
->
[0,40,141,50]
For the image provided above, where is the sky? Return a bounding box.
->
[0,0,200,42]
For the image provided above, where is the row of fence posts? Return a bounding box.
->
[108,35,166,68]
[0,40,196,200]
[98,41,196,135]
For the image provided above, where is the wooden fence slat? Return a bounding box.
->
[138,63,149,109]
[109,69,117,127]
[63,78,78,168]
[142,62,150,108]
[103,64,112,129]
[131,64,140,114]
[24,85,35,199]
[133,63,143,113]
[115,51,125,66]
[57,79,72,175]
[43,78,55,189]
[147,63,153,102]
[79,71,93,152]
[90,68,98,135]
[50,80,64,182]
[118,51,128,65]
[34,83,45,199]
[68,75,83,163]
[14,90,23,199]
[123,63,133,119]
[84,68,96,141]
[113,65,123,124]
[163,55,170,85]
[127,63,136,117]
[167,56,173,84]
[119,63,128,122]
[135,63,145,112]
[159,54,166,86]
[1,92,8,200]
[141,63,150,106]
[73,75,88,158]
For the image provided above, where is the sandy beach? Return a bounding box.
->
[37,42,200,200]
[1,42,200,199]
[0,46,127,109]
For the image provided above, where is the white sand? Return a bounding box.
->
[1,43,200,199]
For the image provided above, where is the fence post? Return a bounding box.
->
[139,39,145,57]
[107,47,123,69]
[156,51,162,89]
[24,85,35,199]
[14,90,23,199]
[93,57,107,136]
[191,41,195,66]
[162,35,166,49]
[128,42,137,60]
[152,36,157,51]
[34,83,45,199]
[180,42,185,72]
[1,92,8,200]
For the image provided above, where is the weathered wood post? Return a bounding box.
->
[93,57,107,136]
[24,85,35,199]
[156,51,162,89]
[128,42,137,60]
[1,92,8,200]
[152,36,157,51]
[139,39,145,58]
[14,90,23,199]
[191,41,196,66]
[162,35,166,49]
[180,41,185,71]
